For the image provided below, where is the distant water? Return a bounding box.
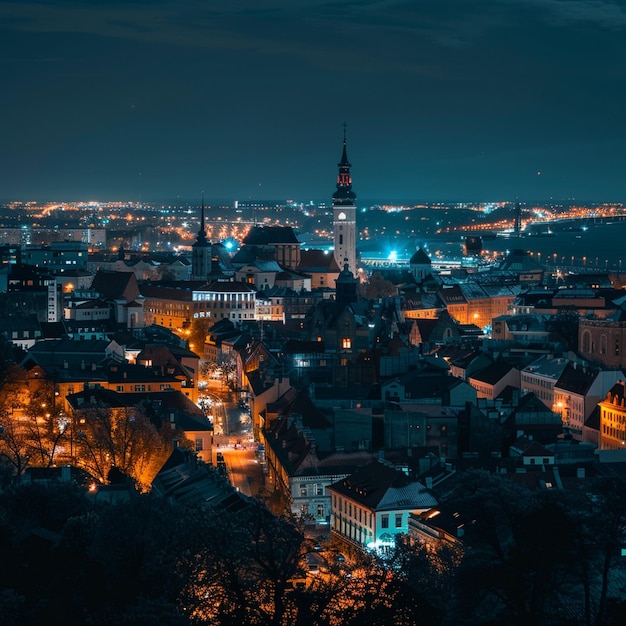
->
[428,221,626,270]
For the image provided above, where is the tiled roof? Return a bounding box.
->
[328,460,437,511]
[91,270,136,299]
[471,361,515,385]
[298,249,341,272]
[555,364,597,395]
[409,248,431,265]
[243,225,300,245]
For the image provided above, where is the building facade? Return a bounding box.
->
[332,132,357,276]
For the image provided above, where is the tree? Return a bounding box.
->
[0,408,34,484]
[441,470,582,626]
[188,317,212,356]
[72,404,169,490]
[364,272,397,299]
[20,379,68,468]
[179,502,306,625]
[218,351,239,392]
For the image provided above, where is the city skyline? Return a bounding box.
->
[2,1,626,204]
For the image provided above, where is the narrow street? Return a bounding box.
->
[211,399,265,497]
[217,446,265,497]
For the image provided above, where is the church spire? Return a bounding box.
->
[192,192,211,280]
[198,192,206,240]
[333,122,356,206]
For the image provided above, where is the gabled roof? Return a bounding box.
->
[438,285,467,305]
[511,436,554,458]
[603,380,626,405]
[555,364,597,395]
[298,249,341,272]
[328,460,437,511]
[470,361,516,385]
[91,270,138,300]
[238,260,283,273]
[243,225,300,245]
[152,448,251,510]
[409,248,431,265]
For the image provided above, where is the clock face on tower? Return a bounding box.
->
[337,212,346,220]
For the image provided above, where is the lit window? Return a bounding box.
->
[342,338,351,349]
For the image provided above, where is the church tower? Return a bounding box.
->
[332,126,357,277]
[191,195,211,281]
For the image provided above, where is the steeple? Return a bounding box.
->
[197,192,207,244]
[332,124,358,278]
[192,193,211,281]
[332,123,356,206]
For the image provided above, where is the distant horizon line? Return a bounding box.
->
[2,196,626,207]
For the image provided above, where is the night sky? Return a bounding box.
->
[2,0,626,204]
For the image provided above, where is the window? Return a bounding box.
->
[339,234,343,244]
[317,504,324,517]
[300,484,307,497]
[342,338,351,349]
[315,484,324,496]
[381,514,389,529]
[395,514,402,528]
[195,438,203,451]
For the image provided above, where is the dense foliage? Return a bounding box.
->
[1,471,625,625]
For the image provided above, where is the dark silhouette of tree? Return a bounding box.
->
[365,272,397,299]
[441,470,583,625]
[0,408,34,484]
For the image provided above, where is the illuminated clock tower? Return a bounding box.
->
[332,126,357,276]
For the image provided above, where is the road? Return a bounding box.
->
[217,445,265,497]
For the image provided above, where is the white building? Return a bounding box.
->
[520,355,569,409]
[328,460,437,553]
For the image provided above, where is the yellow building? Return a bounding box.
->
[599,380,626,450]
